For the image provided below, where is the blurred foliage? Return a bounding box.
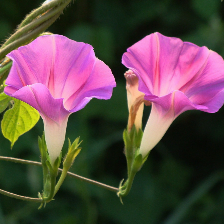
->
[1,0,224,223]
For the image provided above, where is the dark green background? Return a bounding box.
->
[0,0,224,223]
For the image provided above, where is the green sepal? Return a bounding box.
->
[50,153,62,174]
[63,137,82,169]
[38,133,62,204]
[38,133,49,195]
[118,126,144,199]
[134,127,143,149]
[38,133,51,200]
[42,154,61,199]
[123,126,143,175]
[1,98,40,148]
[123,125,143,156]
[38,133,48,163]
[42,173,52,198]
[132,150,143,172]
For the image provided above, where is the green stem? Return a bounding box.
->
[0,13,60,61]
[0,0,72,63]
[1,0,71,49]
[0,156,119,193]
[118,168,137,197]
[68,171,119,192]
[54,166,69,196]
[126,148,134,178]
[0,188,43,203]
[18,0,70,29]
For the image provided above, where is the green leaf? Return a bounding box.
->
[1,98,40,147]
[0,92,11,113]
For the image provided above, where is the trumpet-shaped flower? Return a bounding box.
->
[5,35,116,163]
[122,32,224,158]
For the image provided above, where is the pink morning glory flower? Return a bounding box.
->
[4,34,116,163]
[122,32,224,158]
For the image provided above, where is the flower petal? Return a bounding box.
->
[122,34,157,96]
[146,90,207,117]
[122,32,224,115]
[183,50,224,108]
[122,33,224,100]
[6,35,116,112]
[64,58,116,112]
[5,83,69,123]
[6,35,95,98]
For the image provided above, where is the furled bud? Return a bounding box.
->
[124,70,145,131]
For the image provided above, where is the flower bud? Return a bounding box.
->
[124,70,144,131]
